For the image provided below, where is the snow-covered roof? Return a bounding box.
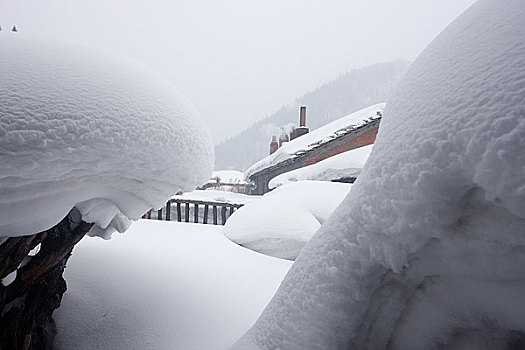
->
[172,190,258,205]
[244,103,384,179]
[268,144,373,189]
[209,170,247,184]
[0,35,214,239]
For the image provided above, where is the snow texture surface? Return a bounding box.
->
[233,0,525,349]
[54,220,291,350]
[268,144,372,189]
[224,181,351,260]
[0,35,214,238]
[244,104,384,179]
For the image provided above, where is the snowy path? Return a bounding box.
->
[54,220,292,350]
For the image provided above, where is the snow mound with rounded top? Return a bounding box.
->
[234,0,525,348]
[0,35,214,238]
[224,181,351,260]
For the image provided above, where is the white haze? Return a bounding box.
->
[1,0,477,143]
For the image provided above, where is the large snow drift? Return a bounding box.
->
[233,0,525,349]
[0,35,214,238]
[224,181,351,260]
[268,144,373,189]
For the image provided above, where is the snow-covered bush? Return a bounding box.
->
[233,0,525,348]
[0,35,214,239]
[224,181,351,260]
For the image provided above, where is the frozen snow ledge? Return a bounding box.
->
[233,0,525,349]
[0,35,214,239]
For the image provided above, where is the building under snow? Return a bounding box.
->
[245,104,384,195]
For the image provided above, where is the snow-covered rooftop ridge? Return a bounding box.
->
[244,103,385,179]
[0,35,214,239]
[234,0,525,348]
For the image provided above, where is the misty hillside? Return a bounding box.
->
[215,61,410,171]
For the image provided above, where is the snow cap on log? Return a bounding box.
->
[0,35,214,239]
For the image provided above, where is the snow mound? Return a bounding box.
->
[269,144,373,189]
[0,35,214,238]
[233,0,525,348]
[224,181,351,260]
[245,104,384,179]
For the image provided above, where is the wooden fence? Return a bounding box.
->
[143,198,244,225]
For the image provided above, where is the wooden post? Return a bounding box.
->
[194,204,199,223]
[157,208,162,220]
[203,205,209,224]
[166,202,171,221]
[213,205,218,225]
[221,206,227,225]
[185,203,190,223]
[229,206,234,216]
[177,203,182,222]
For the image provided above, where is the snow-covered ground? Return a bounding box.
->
[224,181,351,260]
[245,104,384,179]
[234,0,525,348]
[269,144,373,189]
[54,220,291,350]
[0,34,213,239]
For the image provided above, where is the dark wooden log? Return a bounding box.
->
[203,205,209,224]
[194,204,199,223]
[221,206,227,225]
[185,203,190,223]
[213,205,218,225]
[0,208,93,350]
[157,208,162,220]
[177,203,182,222]
[166,202,171,221]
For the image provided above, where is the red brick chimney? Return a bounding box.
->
[270,136,278,154]
[290,106,309,140]
[279,130,289,147]
[300,106,306,127]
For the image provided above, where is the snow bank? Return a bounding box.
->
[224,181,351,260]
[244,104,384,179]
[54,220,291,350]
[0,35,214,239]
[233,0,525,348]
[269,144,373,189]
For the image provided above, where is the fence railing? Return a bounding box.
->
[143,198,244,225]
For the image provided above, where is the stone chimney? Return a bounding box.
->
[270,136,278,154]
[290,106,309,140]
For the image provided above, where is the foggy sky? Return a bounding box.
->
[1,0,477,143]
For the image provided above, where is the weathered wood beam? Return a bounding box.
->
[0,209,93,350]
